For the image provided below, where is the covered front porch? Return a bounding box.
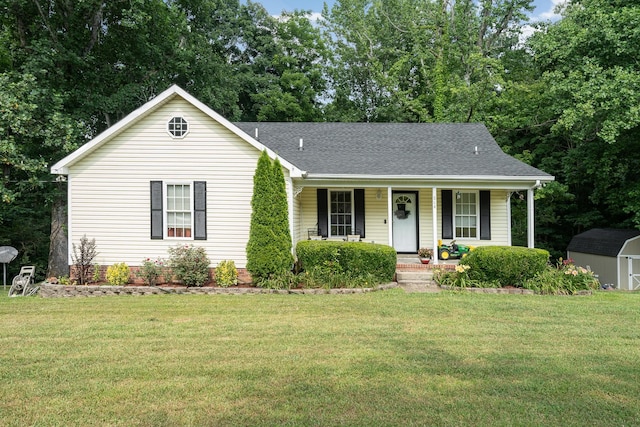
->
[291,183,541,265]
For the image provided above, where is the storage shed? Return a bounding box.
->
[567,228,640,290]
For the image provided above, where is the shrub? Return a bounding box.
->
[168,245,210,287]
[71,235,98,285]
[460,246,549,287]
[299,267,377,289]
[246,151,294,280]
[523,259,600,295]
[296,240,396,283]
[137,257,165,286]
[215,260,238,287]
[92,263,102,284]
[106,263,130,286]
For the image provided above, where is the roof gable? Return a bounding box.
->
[51,85,302,177]
[567,228,640,257]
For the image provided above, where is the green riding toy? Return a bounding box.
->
[438,240,474,260]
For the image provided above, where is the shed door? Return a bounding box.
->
[628,257,640,290]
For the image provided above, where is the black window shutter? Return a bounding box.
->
[354,189,365,238]
[194,181,207,240]
[150,181,163,239]
[317,189,328,237]
[442,190,453,239]
[480,190,491,240]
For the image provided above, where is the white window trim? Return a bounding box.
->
[453,190,480,240]
[328,189,354,238]
[164,182,194,240]
[167,116,189,139]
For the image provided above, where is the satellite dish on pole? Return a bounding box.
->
[0,246,18,289]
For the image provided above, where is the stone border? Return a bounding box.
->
[39,283,399,298]
[440,285,534,294]
[439,286,593,295]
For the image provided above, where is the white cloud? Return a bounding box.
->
[532,0,567,22]
[307,12,324,22]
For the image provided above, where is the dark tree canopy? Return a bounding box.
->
[0,0,638,272]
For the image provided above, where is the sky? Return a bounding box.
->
[252,0,566,22]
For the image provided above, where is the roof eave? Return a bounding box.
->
[301,173,554,182]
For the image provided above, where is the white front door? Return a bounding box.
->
[392,192,418,253]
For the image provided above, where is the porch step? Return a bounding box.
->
[396,270,440,293]
[397,271,434,281]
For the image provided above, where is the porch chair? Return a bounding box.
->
[308,227,323,240]
[8,266,38,297]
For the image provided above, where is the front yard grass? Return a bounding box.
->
[1,290,639,426]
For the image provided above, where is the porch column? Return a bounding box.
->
[387,187,393,247]
[507,192,513,246]
[527,187,535,248]
[432,187,439,265]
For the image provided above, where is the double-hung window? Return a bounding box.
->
[330,190,353,237]
[166,183,192,238]
[454,191,478,238]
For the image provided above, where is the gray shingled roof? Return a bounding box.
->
[234,122,553,178]
[567,228,640,257]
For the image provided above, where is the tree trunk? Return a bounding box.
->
[47,193,69,278]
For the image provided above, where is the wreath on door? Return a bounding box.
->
[394,195,412,219]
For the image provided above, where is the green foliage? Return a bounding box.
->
[434,265,501,289]
[246,151,293,281]
[71,235,98,285]
[137,257,165,286]
[296,240,397,283]
[105,263,130,286]
[523,259,600,295]
[254,271,299,290]
[299,268,378,290]
[167,245,210,287]
[92,264,102,284]
[215,260,238,287]
[57,275,72,286]
[460,246,550,287]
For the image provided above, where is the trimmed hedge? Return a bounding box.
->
[296,240,397,282]
[460,246,550,287]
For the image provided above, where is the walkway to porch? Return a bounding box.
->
[395,254,458,293]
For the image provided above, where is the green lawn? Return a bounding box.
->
[1,290,639,426]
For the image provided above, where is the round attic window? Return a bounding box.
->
[167,116,188,138]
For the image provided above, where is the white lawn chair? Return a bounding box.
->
[8,266,38,296]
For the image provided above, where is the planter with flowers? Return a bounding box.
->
[418,247,433,264]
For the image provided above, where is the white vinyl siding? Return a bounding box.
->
[418,189,509,249]
[67,98,285,268]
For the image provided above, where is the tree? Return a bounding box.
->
[246,151,293,282]
[517,0,640,249]
[0,72,81,277]
[251,10,328,121]
[321,0,535,123]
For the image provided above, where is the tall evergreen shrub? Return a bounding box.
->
[269,158,294,273]
[246,151,293,281]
